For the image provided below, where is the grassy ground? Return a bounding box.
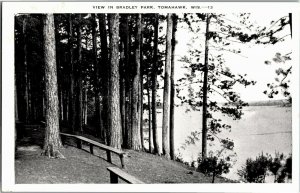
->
[15,126,234,184]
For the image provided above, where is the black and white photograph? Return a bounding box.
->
[2,2,300,192]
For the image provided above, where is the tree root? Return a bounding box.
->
[41,145,65,159]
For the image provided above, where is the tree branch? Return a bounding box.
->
[280,66,292,84]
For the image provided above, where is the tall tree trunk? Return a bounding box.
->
[99,14,109,143]
[119,16,127,147]
[202,14,211,159]
[92,14,102,139]
[125,88,132,149]
[77,14,83,133]
[170,14,177,160]
[140,75,144,150]
[55,19,62,123]
[162,14,173,158]
[42,14,64,158]
[122,14,132,149]
[147,75,152,153]
[120,42,126,146]
[132,14,142,150]
[140,23,144,150]
[23,16,30,123]
[42,91,46,119]
[68,14,76,133]
[83,30,88,126]
[152,14,160,155]
[83,86,88,125]
[28,75,32,122]
[108,14,122,149]
[59,88,63,122]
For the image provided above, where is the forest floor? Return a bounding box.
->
[15,126,234,184]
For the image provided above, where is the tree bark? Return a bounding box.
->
[77,14,83,133]
[55,18,62,123]
[23,16,30,124]
[162,14,173,158]
[28,74,32,122]
[42,14,64,158]
[83,86,88,125]
[59,89,63,122]
[92,14,102,139]
[83,28,88,126]
[140,74,144,150]
[108,14,122,149]
[125,88,132,149]
[132,14,142,150]
[119,17,127,147]
[202,14,211,159]
[68,14,76,133]
[140,23,144,150]
[147,74,152,153]
[152,14,161,155]
[120,42,126,146]
[99,14,109,144]
[122,15,132,149]
[170,14,177,160]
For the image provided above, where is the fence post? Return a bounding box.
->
[107,150,112,163]
[109,171,118,183]
[89,144,93,154]
[76,139,82,149]
[120,154,125,169]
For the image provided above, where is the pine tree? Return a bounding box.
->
[201,14,211,158]
[178,13,257,158]
[68,14,76,133]
[152,13,161,155]
[99,13,109,143]
[42,14,64,158]
[23,15,30,123]
[132,14,142,150]
[162,13,173,158]
[170,14,177,160]
[108,14,122,149]
[76,14,83,133]
[122,14,133,149]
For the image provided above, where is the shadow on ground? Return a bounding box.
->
[15,125,234,184]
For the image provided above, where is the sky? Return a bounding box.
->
[166,12,293,103]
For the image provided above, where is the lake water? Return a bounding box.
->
[143,105,292,181]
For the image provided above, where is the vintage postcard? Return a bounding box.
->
[2,1,299,192]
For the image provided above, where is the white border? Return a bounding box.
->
[2,2,299,192]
